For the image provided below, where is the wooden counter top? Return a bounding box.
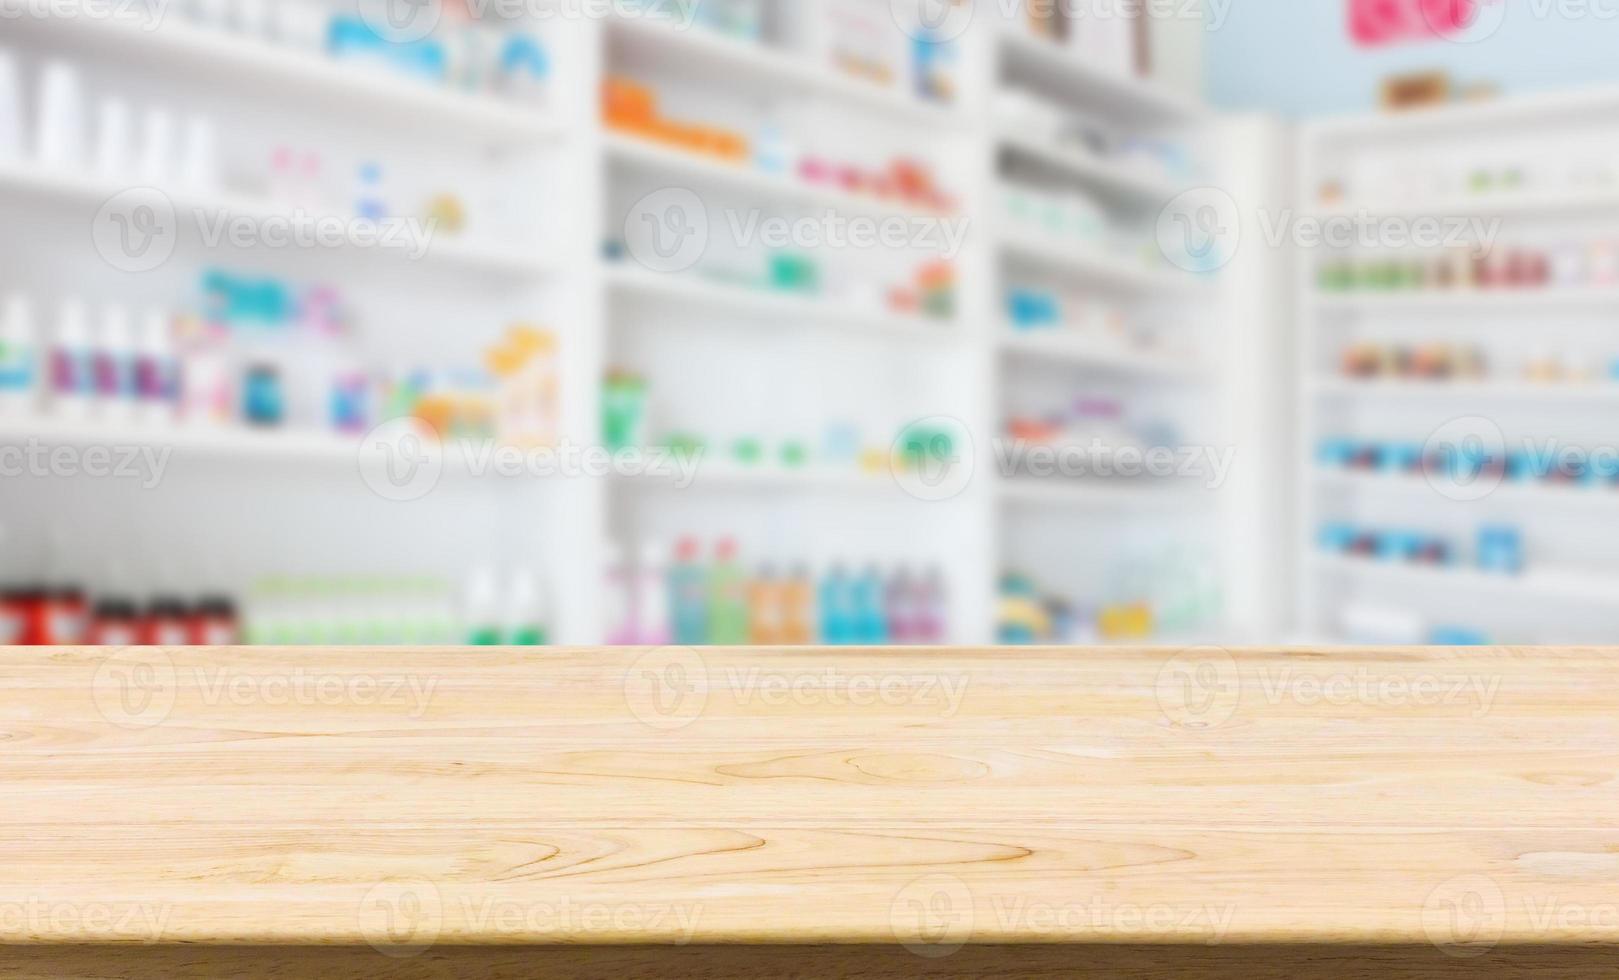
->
[2,646,1617,975]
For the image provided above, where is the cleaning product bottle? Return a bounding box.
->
[463,566,503,646]
[707,538,749,646]
[637,541,671,645]
[886,567,915,645]
[134,308,177,426]
[819,563,851,645]
[0,292,38,413]
[604,543,636,646]
[853,564,889,644]
[96,304,136,423]
[781,563,814,645]
[668,537,709,646]
[917,565,948,644]
[747,563,782,645]
[50,298,93,419]
[505,568,548,646]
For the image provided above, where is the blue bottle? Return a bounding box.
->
[853,566,890,645]
[819,565,851,645]
[668,537,709,646]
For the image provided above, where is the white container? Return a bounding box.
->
[93,98,135,179]
[136,107,177,184]
[0,293,39,414]
[178,115,221,192]
[0,49,22,164]
[36,61,88,169]
[135,309,178,427]
[98,305,137,423]
[51,299,94,419]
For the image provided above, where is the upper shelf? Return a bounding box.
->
[997,131,1182,207]
[997,30,1206,127]
[11,12,567,146]
[606,16,972,131]
[1303,85,1619,143]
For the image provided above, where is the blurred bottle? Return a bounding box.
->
[819,564,851,645]
[852,564,889,644]
[96,305,135,423]
[0,293,37,413]
[604,543,636,646]
[747,563,783,645]
[781,564,815,646]
[886,568,915,645]
[707,538,748,646]
[463,566,502,646]
[505,568,548,646]
[51,298,93,419]
[134,309,178,426]
[668,537,709,646]
[916,566,947,644]
[637,542,671,645]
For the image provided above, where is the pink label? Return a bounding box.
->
[1349,0,1491,46]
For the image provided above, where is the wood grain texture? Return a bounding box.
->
[0,646,1617,957]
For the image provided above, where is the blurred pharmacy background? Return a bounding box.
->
[1,0,1617,648]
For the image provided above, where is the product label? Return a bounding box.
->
[50,348,91,395]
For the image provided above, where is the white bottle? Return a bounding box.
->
[462,566,503,645]
[97,305,136,423]
[51,299,93,419]
[637,542,671,645]
[505,569,549,646]
[0,48,23,164]
[136,107,177,185]
[35,60,88,169]
[0,293,38,414]
[135,309,177,427]
[177,115,220,193]
[92,97,134,179]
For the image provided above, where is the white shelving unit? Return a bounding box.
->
[3,2,1248,647]
[1298,92,1619,645]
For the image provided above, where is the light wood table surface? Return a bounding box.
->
[1,646,1616,977]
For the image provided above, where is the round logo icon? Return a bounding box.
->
[358,418,445,503]
[358,878,443,958]
[1424,0,1508,44]
[624,647,708,731]
[890,0,975,42]
[1155,646,1241,730]
[92,187,178,274]
[1157,187,1240,274]
[890,874,974,958]
[892,416,975,503]
[92,648,178,730]
[625,187,709,274]
[359,0,443,44]
[1422,416,1506,503]
[1422,874,1506,957]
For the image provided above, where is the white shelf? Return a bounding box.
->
[999,477,1218,511]
[0,162,558,279]
[0,417,366,464]
[617,459,900,495]
[1312,288,1619,313]
[1314,467,1619,508]
[999,330,1208,380]
[11,12,567,145]
[999,225,1214,295]
[1312,553,1619,606]
[605,265,952,339]
[603,132,956,220]
[606,16,970,130]
[1313,188,1619,219]
[996,131,1182,205]
[1303,85,1619,142]
[997,30,1206,125]
[1309,376,1619,402]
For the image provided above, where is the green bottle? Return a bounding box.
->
[707,538,749,646]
